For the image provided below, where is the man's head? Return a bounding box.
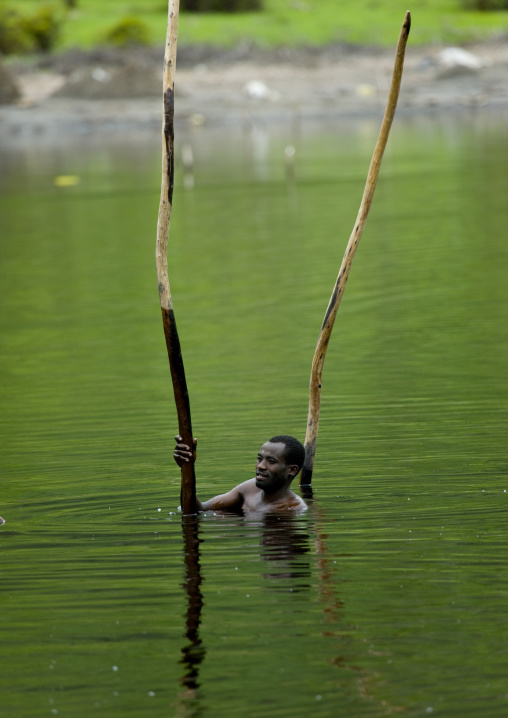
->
[268,436,305,470]
[255,436,305,493]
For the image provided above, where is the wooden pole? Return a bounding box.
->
[301,11,411,485]
[156,0,197,514]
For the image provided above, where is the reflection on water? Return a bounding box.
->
[258,513,311,588]
[177,498,404,716]
[180,517,206,692]
[1,114,508,718]
[178,516,205,717]
[177,511,313,714]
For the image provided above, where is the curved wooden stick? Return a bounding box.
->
[301,11,411,485]
[156,0,197,514]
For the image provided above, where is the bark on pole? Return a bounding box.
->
[156,0,197,514]
[301,11,411,485]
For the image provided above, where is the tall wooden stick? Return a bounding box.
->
[156,0,197,514]
[301,11,411,485]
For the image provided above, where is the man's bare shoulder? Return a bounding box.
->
[239,478,259,494]
[283,491,308,513]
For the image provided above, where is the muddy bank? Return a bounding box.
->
[2,40,508,141]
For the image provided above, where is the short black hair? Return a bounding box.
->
[269,435,305,470]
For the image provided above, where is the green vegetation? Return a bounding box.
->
[5,0,508,52]
[103,15,151,47]
[0,2,62,54]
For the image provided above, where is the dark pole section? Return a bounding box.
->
[300,450,313,486]
[179,515,205,691]
[300,483,314,501]
[163,87,175,206]
[161,307,197,514]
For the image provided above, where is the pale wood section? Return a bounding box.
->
[156,0,179,312]
[301,11,411,485]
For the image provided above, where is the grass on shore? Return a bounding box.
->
[12,0,508,50]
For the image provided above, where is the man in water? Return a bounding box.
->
[174,434,307,514]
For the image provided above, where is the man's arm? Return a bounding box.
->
[199,484,246,512]
[174,436,246,513]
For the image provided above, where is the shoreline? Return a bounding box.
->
[2,41,508,142]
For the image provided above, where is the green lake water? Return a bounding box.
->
[1,112,507,717]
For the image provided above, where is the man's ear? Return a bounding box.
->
[288,464,299,479]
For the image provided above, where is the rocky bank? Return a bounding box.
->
[1,39,508,140]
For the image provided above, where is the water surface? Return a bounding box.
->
[1,114,508,717]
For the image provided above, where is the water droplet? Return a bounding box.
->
[315,695,322,701]
[112,666,118,671]
[158,508,161,512]
[148,691,155,697]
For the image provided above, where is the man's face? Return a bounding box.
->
[255,442,297,493]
